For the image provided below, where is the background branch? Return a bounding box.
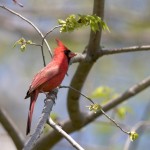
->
[0,108,24,150]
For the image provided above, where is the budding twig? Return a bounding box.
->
[61,85,131,136]
[60,85,94,104]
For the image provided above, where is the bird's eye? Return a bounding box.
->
[64,50,71,55]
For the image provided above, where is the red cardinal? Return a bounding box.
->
[25,39,76,135]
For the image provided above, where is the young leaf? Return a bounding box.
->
[58,14,110,33]
[129,131,139,141]
[20,44,26,52]
[91,86,116,101]
[13,38,33,52]
[87,104,101,113]
[26,40,33,44]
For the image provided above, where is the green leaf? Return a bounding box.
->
[91,86,119,105]
[116,106,132,119]
[91,86,113,98]
[129,132,139,141]
[20,44,26,52]
[58,19,66,25]
[13,38,34,52]
[58,14,110,33]
[18,37,26,44]
[13,37,25,48]
[116,107,126,119]
[26,40,33,44]
[87,104,102,113]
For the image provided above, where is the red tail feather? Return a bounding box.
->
[26,90,39,135]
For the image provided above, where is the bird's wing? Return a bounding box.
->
[28,64,59,93]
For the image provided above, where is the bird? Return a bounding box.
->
[25,39,76,135]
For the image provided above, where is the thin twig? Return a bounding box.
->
[41,25,62,50]
[47,118,85,150]
[0,5,52,66]
[44,25,62,40]
[29,43,42,47]
[13,0,23,7]
[60,85,129,135]
[60,85,94,104]
[100,109,129,135]
[41,25,62,58]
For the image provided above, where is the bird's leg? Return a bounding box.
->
[40,90,48,104]
[46,89,58,104]
[46,93,56,104]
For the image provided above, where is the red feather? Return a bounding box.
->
[25,39,76,134]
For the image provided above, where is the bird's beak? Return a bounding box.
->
[69,52,77,58]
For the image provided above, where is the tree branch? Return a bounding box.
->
[0,108,24,150]
[23,89,58,150]
[70,45,150,64]
[84,76,150,124]
[101,45,150,55]
[67,0,105,129]
[47,118,85,150]
[33,75,150,149]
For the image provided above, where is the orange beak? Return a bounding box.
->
[69,52,77,58]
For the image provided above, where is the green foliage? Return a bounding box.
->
[129,131,139,141]
[116,106,132,119]
[116,107,126,119]
[58,14,109,33]
[91,86,132,120]
[13,37,33,52]
[87,103,102,113]
[91,86,118,104]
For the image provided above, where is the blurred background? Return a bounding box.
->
[0,0,150,150]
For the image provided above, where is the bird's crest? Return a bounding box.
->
[54,39,68,54]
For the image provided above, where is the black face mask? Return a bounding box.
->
[64,49,71,64]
